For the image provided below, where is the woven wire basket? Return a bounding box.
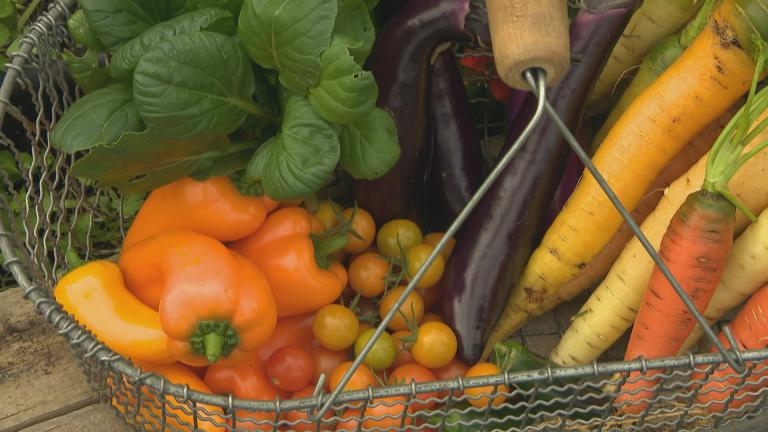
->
[4,1,768,431]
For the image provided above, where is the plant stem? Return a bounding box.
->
[233,98,279,125]
[17,0,41,31]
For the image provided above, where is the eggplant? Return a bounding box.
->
[465,0,492,48]
[428,50,487,228]
[440,0,641,364]
[354,0,471,224]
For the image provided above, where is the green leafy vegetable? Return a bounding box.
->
[338,108,399,179]
[333,0,375,64]
[63,50,112,92]
[133,31,273,139]
[188,0,244,17]
[0,150,21,182]
[110,8,235,80]
[67,9,106,51]
[77,0,187,51]
[237,0,337,93]
[247,95,339,199]
[71,131,254,193]
[308,42,377,124]
[50,83,144,153]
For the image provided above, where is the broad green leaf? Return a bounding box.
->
[110,8,235,80]
[308,43,377,124]
[333,0,374,64]
[247,95,339,199]
[188,0,244,17]
[237,0,337,93]
[192,141,259,180]
[0,24,9,46]
[67,10,106,51]
[77,0,187,51]
[0,0,13,18]
[133,32,269,139]
[70,131,239,193]
[63,50,112,92]
[50,83,144,153]
[339,108,399,179]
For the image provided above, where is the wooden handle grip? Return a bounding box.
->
[487,0,570,89]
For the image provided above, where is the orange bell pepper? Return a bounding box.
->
[120,230,277,366]
[256,313,316,363]
[111,361,225,432]
[124,176,272,249]
[230,207,348,317]
[204,358,280,431]
[54,260,174,364]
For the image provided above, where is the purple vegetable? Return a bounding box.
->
[465,0,491,48]
[354,0,471,224]
[439,1,640,364]
[428,49,487,228]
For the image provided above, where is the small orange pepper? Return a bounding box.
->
[53,260,174,364]
[230,207,348,317]
[120,230,277,366]
[111,361,225,432]
[124,176,272,249]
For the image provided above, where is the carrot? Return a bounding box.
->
[591,0,717,152]
[553,105,737,309]
[681,206,768,352]
[482,0,761,360]
[693,284,768,412]
[588,0,702,105]
[550,108,768,368]
[615,51,768,413]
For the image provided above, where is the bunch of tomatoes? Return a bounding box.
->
[260,201,508,430]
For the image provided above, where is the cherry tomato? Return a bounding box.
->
[354,329,397,371]
[488,78,514,102]
[411,322,457,369]
[265,346,314,392]
[391,330,415,368]
[423,232,456,260]
[313,304,359,350]
[459,55,491,73]
[341,208,376,254]
[433,358,470,398]
[405,244,445,288]
[314,201,342,230]
[376,219,423,258]
[357,322,372,338]
[308,344,349,389]
[464,362,507,408]
[417,285,439,310]
[362,396,412,430]
[379,286,424,331]
[421,313,442,324]
[335,408,361,432]
[329,361,377,393]
[389,363,439,409]
[285,386,334,431]
[348,253,390,298]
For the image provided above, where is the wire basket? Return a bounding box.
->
[4,1,768,431]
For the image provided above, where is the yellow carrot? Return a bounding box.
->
[550,111,768,367]
[482,0,759,359]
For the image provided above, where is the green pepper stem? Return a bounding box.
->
[188,320,240,364]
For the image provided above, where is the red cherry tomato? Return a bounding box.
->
[265,346,314,393]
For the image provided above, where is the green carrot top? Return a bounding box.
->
[703,39,768,221]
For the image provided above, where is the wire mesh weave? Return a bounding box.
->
[3,1,768,431]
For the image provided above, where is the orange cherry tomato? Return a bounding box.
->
[308,344,349,390]
[342,208,376,254]
[421,312,442,324]
[314,201,342,230]
[464,362,507,408]
[313,304,359,350]
[391,330,415,368]
[379,286,424,331]
[423,232,456,260]
[389,363,439,409]
[411,322,457,369]
[335,408,362,432]
[362,396,412,430]
[285,386,335,431]
[433,358,470,398]
[328,361,377,393]
[348,253,390,298]
[405,244,445,288]
[376,219,423,258]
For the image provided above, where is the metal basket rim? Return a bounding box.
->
[1,0,768,418]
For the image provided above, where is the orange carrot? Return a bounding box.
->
[694,284,768,412]
[616,51,768,414]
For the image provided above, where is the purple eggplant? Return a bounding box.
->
[354,0,471,224]
[465,0,491,49]
[428,50,487,228]
[439,0,641,364]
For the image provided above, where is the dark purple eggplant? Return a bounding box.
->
[465,0,491,49]
[439,0,641,364]
[428,50,487,228]
[354,0,471,224]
